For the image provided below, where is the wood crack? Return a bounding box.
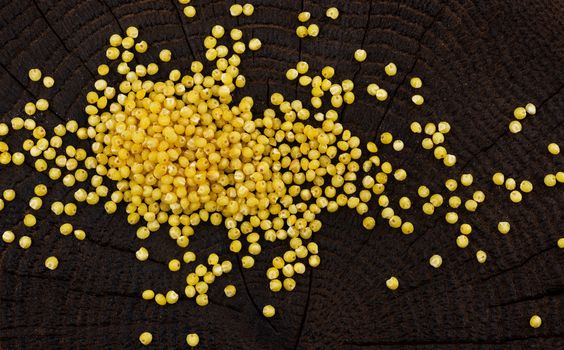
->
[31,0,96,79]
[293,268,313,350]
[340,0,373,123]
[460,83,564,171]
[169,0,197,60]
[0,63,67,122]
[234,253,278,333]
[373,3,446,135]
[97,0,125,32]
[344,334,564,347]
[295,0,305,100]
[480,246,554,283]
[489,287,564,308]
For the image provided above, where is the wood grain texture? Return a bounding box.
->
[1,0,563,349]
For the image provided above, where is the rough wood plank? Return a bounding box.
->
[0,0,563,349]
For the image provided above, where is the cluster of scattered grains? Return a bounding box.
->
[508,103,535,133]
[405,74,426,105]
[1,115,89,262]
[0,23,416,340]
[365,63,400,102]
[359,132,414,234]
[417,173,485,252]
[411,121,456,167]
[70,22,422,318]
[229,3,254,17]
[543,142,563,187]
[180,255,232,306]
[285,62,357,110]
[367,82,388,102]
[24,68,53,116]
[296,11,319,38]
[492,172,535,202]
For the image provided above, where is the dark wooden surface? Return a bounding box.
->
[1,0,563,349]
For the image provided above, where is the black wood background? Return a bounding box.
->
[0,0,563,349]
